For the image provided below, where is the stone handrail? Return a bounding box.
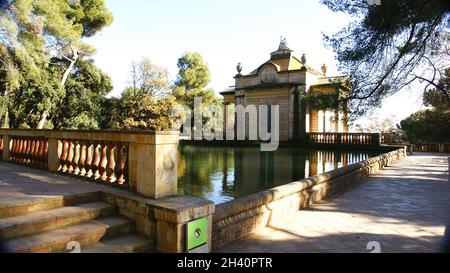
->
[0,129,179,199]
[412,143,450,153]
[306,132,380,146]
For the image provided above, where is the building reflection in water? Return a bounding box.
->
[177,146,380,204]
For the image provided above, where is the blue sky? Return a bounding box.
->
[86,0,425,125]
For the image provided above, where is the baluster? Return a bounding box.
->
[36,139,42,165]
[59,140,68,172]
[43,140,48,167]
[92,144,101,180]
[21,138,27,163]
[17,138,22,161]
[15,138,20,160]
[10,138,16,160]
[26,138,33,164]
[37,139,43,166]
[39,139,46,167]
[22,138,27,162]
[72,141,80,175]
[30,139,37,164]
[85,144,94,178]
[14,138,20,162]
[115,144,127,185]
[33,139,39,164]
[79,142,87,176]
[66,141,75,174]
[107,143,116,183]
[99,143,108,181]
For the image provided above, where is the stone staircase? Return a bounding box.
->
[0,192,154,253]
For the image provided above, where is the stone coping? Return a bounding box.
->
[95,186,214,224]
[213,146,406,222]
[0,129,179,144]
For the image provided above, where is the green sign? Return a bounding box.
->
[187,217,208,250]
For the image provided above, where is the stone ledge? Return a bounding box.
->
[212,146,407,249]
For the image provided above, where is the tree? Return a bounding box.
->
[173,52,222,131]
[129,58,169,97]
[399,67,449,142]
[423,67,450,110]
[321,0,449,121]
[106,89,178,131]
[399,109,450,142]
[0,0,113,128]
[174,52,210,91]
[50,59,113,129]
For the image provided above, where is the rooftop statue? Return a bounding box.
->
[278,37,290,51]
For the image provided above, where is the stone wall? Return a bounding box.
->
[100,190,214,253]
[212,147,407,250]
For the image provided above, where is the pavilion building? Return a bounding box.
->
[220,38,349,142]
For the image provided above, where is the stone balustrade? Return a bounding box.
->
[0,129,179,199]
[412,143,450,153]
[306,132,380,146]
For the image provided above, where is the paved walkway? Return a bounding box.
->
[217,153,450,253]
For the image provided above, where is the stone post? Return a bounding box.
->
[154,197,214,253]
[129,132,179,199]
[47,137,60,172]
[1,135,11,161]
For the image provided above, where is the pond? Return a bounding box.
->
[177,145,382,204]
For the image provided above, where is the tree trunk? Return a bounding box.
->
[60,45,79,86]
[2,110,9,128]
[36,111,47,129]
[2,88,10,128]
[36,45,78,129]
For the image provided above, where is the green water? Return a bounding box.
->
[177,145,381,204]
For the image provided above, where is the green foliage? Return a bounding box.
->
[399,109,450,143]
[0,0,113,128]
[50,58,113,129]
[173,52,222,130]
[175,52,211,90]
[321,0,449,118]
[423,67,450,110]
[107,88,178,131]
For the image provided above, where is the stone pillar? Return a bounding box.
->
[334,109,339,133]
[154,198,214,253]
[1,135,11,161]
[293,87,300,140]
[223,102,228,138]
[309,108,319,132]
[343,102,349,133]
[47,138,60,172]
[130,133,179,199]
[299,87,307,140]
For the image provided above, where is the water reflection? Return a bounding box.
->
[177,145,381,204]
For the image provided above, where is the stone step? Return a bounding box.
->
[75,234,155,253]
[0,201,115,240]
[1,216,134,253]
[0,191,100,218]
